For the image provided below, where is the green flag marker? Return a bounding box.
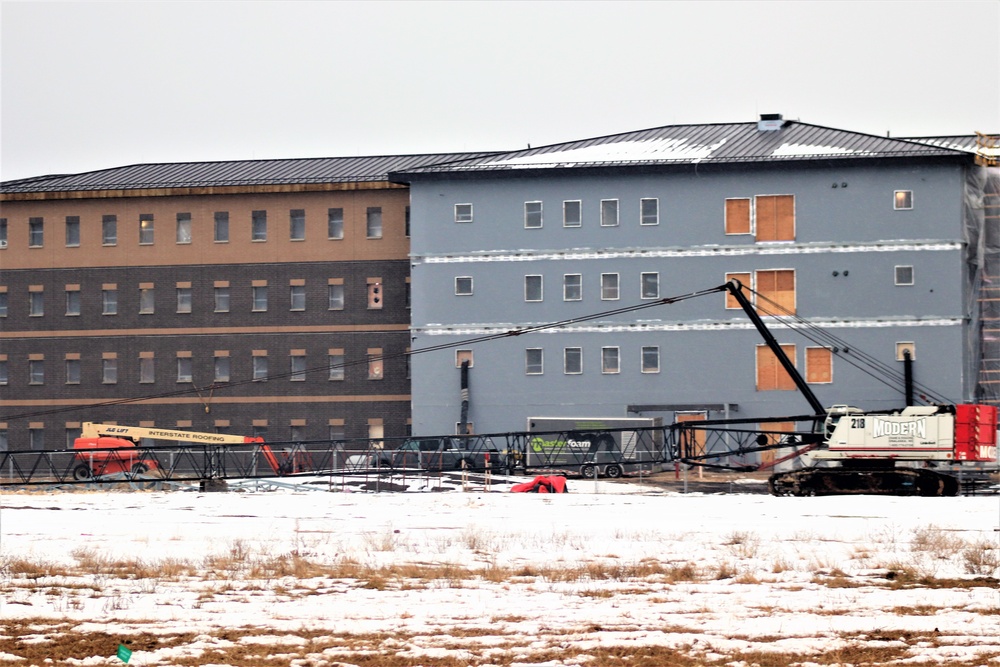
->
[116,644,132,664]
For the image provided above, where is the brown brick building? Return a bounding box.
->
[0,154,482,451]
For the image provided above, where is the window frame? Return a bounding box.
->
[562,273,582,301]
[176,357,193,383]
[290,285,306,311]
[600,199,619,227]
[139,286,155,315]
[524,275,543,302]
[29,359,45,385]
[29,218,44,247]
[214,286,230,313]
[176,287,192,314]
[601,273,620,301]
[641,346,660,374]
[214,355,231,383]
[176,213,192,244]
[525,348,543,375]
[252,354,268,381]
[328,283,345,311]
[805,346,833,384]
[524,201,543,229]
[65,358,81,385]
[139,214,154,245]
[563,347,583,375]
[251,210,267,242]
[640,198,659,226]
[252,285,268,312]
[640,272,659,299]
[65,216,81,247]
[328,353,345,381]
[724,197,752,235]
[29,290,44,317]
[894,190,913,210]
[214,211,229,243]
[102,288,118,315]
[366,207,383,239]
[290,353,307,382]
[289,209,306,241]
[894,265,914,286]
[102,357,118,384]
[455,276,473,296]
[562,200,582,228]
[601,346,620,374]
[102,215,117,245]
[454,203,474,223]
[65,289,81,316]
[327,208,344,239]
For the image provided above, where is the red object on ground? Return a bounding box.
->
[510,476,568,493]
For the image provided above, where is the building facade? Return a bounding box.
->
[0,154,481,451]
[394,118,998,442]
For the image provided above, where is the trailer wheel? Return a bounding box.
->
[73,465,92,481]
[604,464,623,479]
[580,464,596,479]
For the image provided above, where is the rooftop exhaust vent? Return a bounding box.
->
[758,113,786,132]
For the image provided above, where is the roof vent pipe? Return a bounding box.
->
[758,113,785,131]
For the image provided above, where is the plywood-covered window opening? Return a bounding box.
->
[805,347,833,384]
[725,195,794,241]
[756,344,797,391]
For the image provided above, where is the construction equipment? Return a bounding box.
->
[720,280,998,496]
[72,422,280,480]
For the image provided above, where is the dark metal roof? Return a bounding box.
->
[899,135,983,152]
[0,152,496,194]
[392,121,971,179]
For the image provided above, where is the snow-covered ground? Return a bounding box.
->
[2,477,999,666]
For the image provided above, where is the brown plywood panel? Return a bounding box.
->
[806,347,832,383]
[725,198,751,235]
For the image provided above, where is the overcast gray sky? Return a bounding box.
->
[1,1,997,182]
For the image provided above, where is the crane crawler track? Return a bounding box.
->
[767,467,960,497]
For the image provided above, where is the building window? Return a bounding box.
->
[328,208,344,239]
[102,215,117,245]
[524,201,543,228]
[139,286,155,314]
[328,283,344,310]
[252,424,268,439]
[328,352,345,381]
[755,195,795,242]
[290,285,306,311]
[368,349,383,380]
[563,274,582,301]
[895,265,914,286]
[65,427,82,448]
[176,287,192,313]
[725,198,752,235]
[405,206,410,237]
[755,269,796,314]
[29,428,44,451]
[598,273,620,301]
[290,353,307,381]
[139,214,154,244]
[525,275,543,302]
[102,287,118,315]
[601,199,619,227]
[602,347,620,374]
[177,357,193,383]
[176,213,192,244]
[564,347,582,374]
[252,285,268,312]
[525,348,543,375]
[455,277,473,295]
[0,358,7,385]
[29,217,44,247]
[641,346,660,374]
[251,210,267,241]
[805,347,833,384]
[65,216,81,247]
[65,358,81,384]
[214,286,230,313]
[29,359,45,384]
[641,272,659,299]
[214,211,229,242]
[65,289,81,316]
[139,356,155,383]
[723,272,752,309]
[0,292,6,318]
[367,280,383,309]
[253,354,268,381]
[329,424,345,441]
[405,281,411,309]
[756,344,797,391]
[29,290,44,317]
[102,357,118,384]
[214,354,230,382]
[894,190,913,210]
[289,209,306,241]
[455,203,473,223]
[563,200,581,227]
[366,207,382,239]
[0,218,7,248]
[640,198,659,226]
